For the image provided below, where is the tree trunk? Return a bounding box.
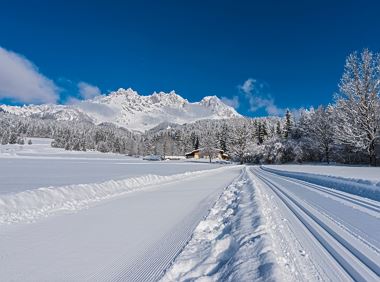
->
[369,141,376,166]
[325,145,330,164]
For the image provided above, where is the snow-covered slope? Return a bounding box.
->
[0,88,242,131]
[0,104,93,122]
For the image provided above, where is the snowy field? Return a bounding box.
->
[0,138,241,280]
[1,141,379,281]
[0,138,224,194]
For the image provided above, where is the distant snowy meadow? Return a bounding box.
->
[0,138,224,194]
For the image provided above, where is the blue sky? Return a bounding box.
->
[0,0,379,116]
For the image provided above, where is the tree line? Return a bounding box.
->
[0,49,379,165]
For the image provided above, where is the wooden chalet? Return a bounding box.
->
[185,148,229,160]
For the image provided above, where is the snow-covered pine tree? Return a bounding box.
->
[1,130,9,145]
[9,132,18,144]
[276,120,282,137]
[218,123,229,152]
[194,136,200,150]
[283,109,293,139]
[230,124,251,164]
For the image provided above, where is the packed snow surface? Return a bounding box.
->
[0,165,241,281]
[265,164,380,186]
[164,166,380,281]
[264,165,380,201]
[0,138,224,194]
[251,166,380,281]
[162,168,281,281]
[0,167,234,225]
[1,141,379,281]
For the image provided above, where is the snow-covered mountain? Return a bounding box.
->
[0,88,242,131]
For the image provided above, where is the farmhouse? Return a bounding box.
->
[185,148,229,160]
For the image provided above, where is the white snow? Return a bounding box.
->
[1,141,379,281]
[0,138,225,194]
[0,164,241,281]
[0,167,233,225]
[164,165,380,281]
[251,166,380,281]
[0,88,241,131]
[162,168,281,281]
[265,164,380,186]
[263,165,380,201]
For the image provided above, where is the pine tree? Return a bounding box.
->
[257,122,264,144]
[9,132,18,144]
[230,125,251,164]
[283,109,292,139]
[194,136,199,150]
[218,123,228,152]
[276,120,282,137]
[1,131,9,145]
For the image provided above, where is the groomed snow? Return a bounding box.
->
[251,166,380,281]
[0,165,242,281]
[0,167,233,225]
[163,165,380,281]
[162,168,281,281]
[2,141,379,281]
[263,165,380,201]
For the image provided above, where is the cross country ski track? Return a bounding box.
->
[0,166,242,281]
[251,166,380,281]
[2,164,379,281]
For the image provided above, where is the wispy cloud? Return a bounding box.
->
[65,81,102,104]
[78,81,101,100]
[238,78,285,116]
[239,78,255,95]
[0,46,59,104]
[221,95,240,109]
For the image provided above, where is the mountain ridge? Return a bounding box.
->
[0,88,242,131]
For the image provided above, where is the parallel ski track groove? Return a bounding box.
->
[252,168,380,282]
[259,168,380,251]
[261,167,380,213]
[90,169,243,282]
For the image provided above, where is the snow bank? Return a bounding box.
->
[161,168,281,281]
[265,164,380,187]
[262,166,380,201]
[0,167,229,225]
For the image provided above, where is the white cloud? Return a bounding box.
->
[221,95,240,109]
[238,78,285,116]
[239,78,255,95]
[0,46,59,104]
[65,96,81,105]
[78,81,101,100]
